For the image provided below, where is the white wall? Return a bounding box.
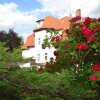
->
[34,30,55,63]
[22,47,35,59]
[22,30,56,64]
[19,62,31,68]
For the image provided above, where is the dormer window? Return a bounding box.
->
[39,21,43,26]
[36,19,44,26]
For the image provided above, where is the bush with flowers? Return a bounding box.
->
[43,16,100,99]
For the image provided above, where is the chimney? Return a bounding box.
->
[76,9,81,16]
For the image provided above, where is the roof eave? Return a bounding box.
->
[33,28,63,32]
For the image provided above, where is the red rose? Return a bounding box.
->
[89,74,98,81]
[55,36,60,42]
[76,43,89,51]
[84,17,91,26]
[51,36,55,42]
[54,51,59,56]
[81,25,88,33]
[94,25,100,31]
[83,28,94,41]
[65,29,69,34]
[98,18,100,22]
[84,28,94,35]
[70,16,81,22]
[89,36,96,42]
[76,16,81,20]
[92,64,100,71]
[50,57,54,60]
[83,44,89,50]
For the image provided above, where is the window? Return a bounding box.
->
[37,54,40,61]
[45,53,48,60]
[38,38,40,45]
[39,21,43,26]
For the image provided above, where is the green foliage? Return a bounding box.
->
[0,42,22,60]
[0,81,25,100]
[2,66,99,99]
[6,68,74,99]
[0,28,23,51]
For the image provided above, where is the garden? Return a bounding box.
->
[0,16,100,100]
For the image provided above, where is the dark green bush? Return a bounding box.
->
[0,81,25,100]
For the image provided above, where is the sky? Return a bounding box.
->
[0,0,100,41]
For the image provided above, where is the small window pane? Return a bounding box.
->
[37,54,40,61]
[45,53,47,60]
[38,38,40,45]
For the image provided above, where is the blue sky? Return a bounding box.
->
[0,0,41,11]
[0,0,100,41]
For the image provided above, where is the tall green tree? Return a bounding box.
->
[0,29,22,51]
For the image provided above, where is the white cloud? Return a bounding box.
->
[37,0,72,17]
[37,0,100,18]
[0,1,100,41]
[70,0,100,17]
[0,2,37,38]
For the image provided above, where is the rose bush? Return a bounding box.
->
[43,16,100,98]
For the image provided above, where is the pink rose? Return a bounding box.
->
[55,36,60,42]
[89,74,98,81]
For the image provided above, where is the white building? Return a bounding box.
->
[21,9,81,64]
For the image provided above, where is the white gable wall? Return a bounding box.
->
[22,30,59,64]
[34,30,55,63]
[22,47,35,59]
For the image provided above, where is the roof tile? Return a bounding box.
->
[21,32,35,50]
[34,16,71,31]
[22,16,71,49]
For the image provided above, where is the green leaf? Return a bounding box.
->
[67,37,73,42]
[91,44,97,49]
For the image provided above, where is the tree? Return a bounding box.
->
[0,30,7,42]
[0,42,24,99]
[0,29,23,51]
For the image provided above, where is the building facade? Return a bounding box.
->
[21,9,81,64]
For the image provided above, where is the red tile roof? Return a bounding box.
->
[21,32,35,50]
[34,16,71,31]
[22,16,71,50]
[60,16,71,29]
